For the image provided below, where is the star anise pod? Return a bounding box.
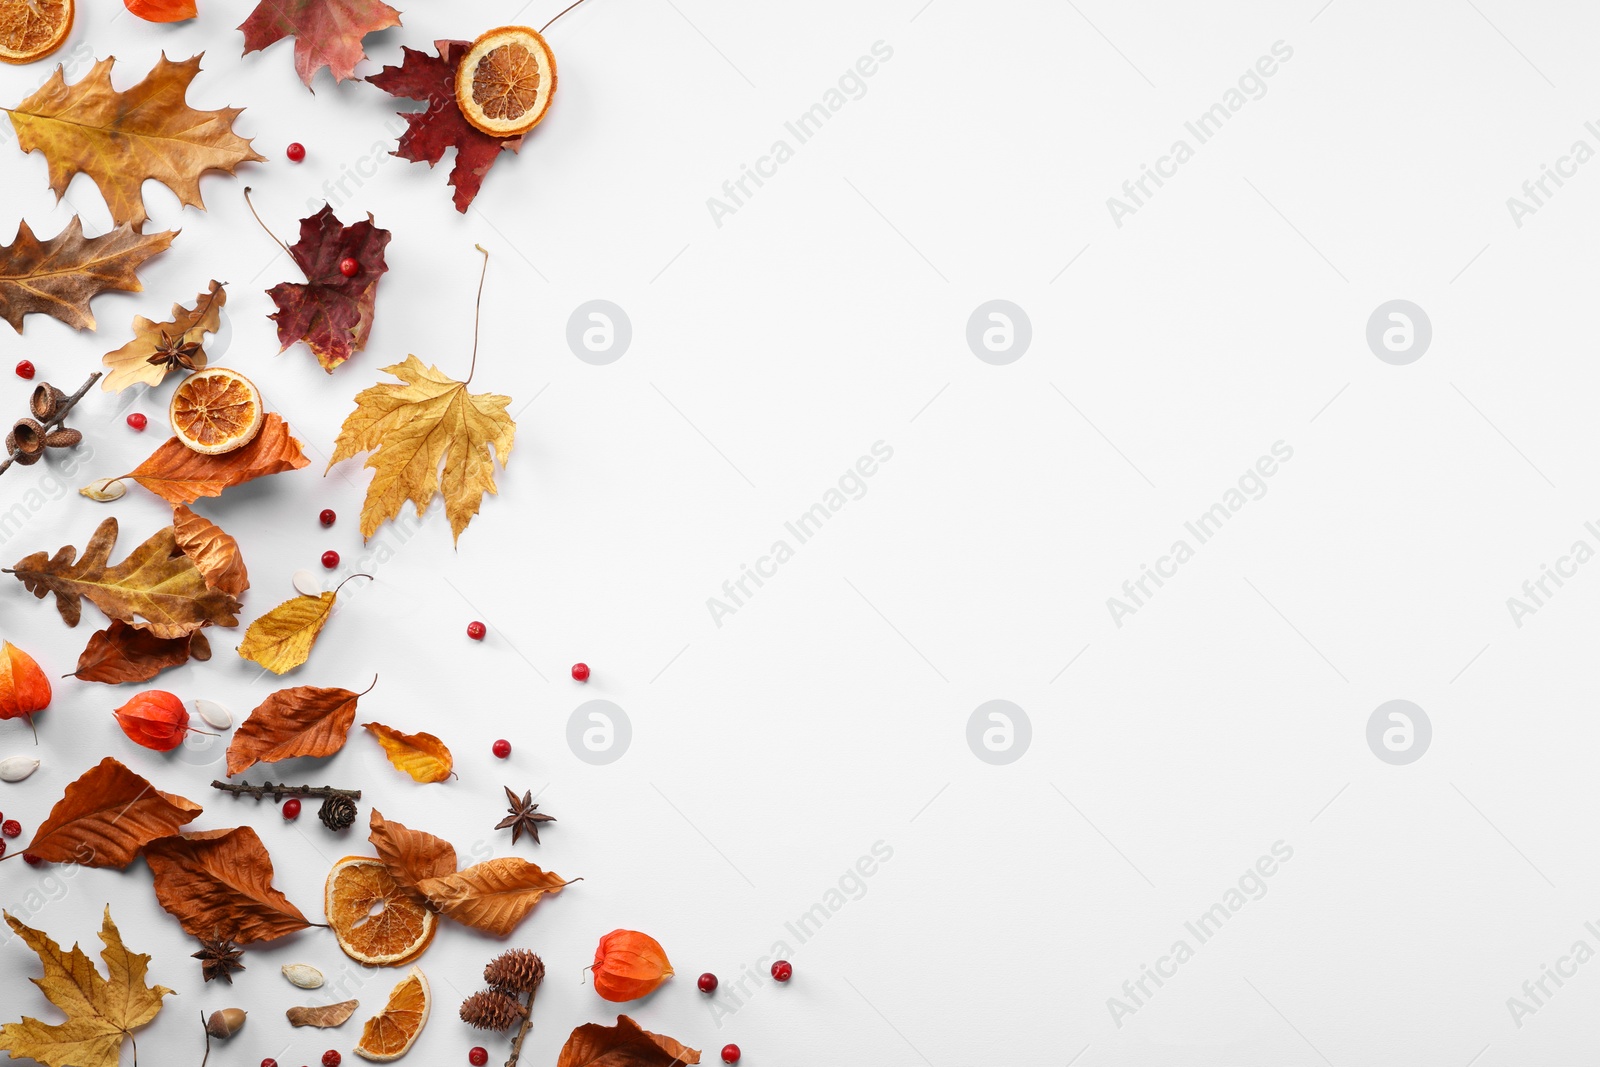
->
[495,786,555,845]
[146,329,206,370]
[193,934,245,984]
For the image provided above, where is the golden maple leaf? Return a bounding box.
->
[329,354,515,544]
[101,280,226,392]
[7,53,264,231]
[0,908,174,1067]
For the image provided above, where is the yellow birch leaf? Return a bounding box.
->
[237,591,333,674]
[364,722,453,783]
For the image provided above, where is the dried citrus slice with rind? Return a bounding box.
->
[353,965,431,1062]
[168,367,264,456]
[454,26,557,137]
[325,856,437,967]
[0,0,73,64]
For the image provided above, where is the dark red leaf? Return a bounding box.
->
[266,206,390,372]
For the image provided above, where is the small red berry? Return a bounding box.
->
[340,257,359,277]
[286,142,306,162]
[322,1052,340,1067]
[492,739,511,759]
[0,840,7,860]
[22,853,40,866]
[321,550,340,569]
[319,508,337,527]
[262,1060,279,1067]
[282,798,301,820]
[14,360,34,380]
[698,972,718,993]
[127,412,147,431]
[571,662,590,682]
[2,820,19,839]
[467,621,487,640]
[770,959,792,982]
[721,1045,741,1065]
[468,1049,488,1067]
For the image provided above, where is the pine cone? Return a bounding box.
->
[459,990,526,1032]
[484,949,545,994]
[318,794,357,831]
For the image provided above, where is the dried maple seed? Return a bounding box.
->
[322,1051,341,1067]
[492,739,511,759]
[127,412,147,430]
[287,142,306,162]
[320,508,336,527]
[283,798,302,820]
[339,257,359,277]
[322,550,340,569]
[721,1044,741,1064]
[14,360,33,379]
[698,972,718,993]
[0,819,17,838]
[468,1049,488,1067]
[571,662,589,681]
[771,960,792,982]
[591,930,674,1002]
[467,621,487,640]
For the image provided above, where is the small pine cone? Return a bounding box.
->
[44,428,81,449]
[484,949,545,994]
[318,794,357,831]
[459,990,526,1032]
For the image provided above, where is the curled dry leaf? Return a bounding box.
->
[144,826,313,943]
[0,218,175,334]
[240,0,401,88]
[79,477,125,502]
[368,809,457,899]
[236,590,335,674]
[122,412,309,505]
[226,682,368,776]
[364,723,453,783]
[0,756,39,782]
[19,756,201,868]
[265,204,390,372]
[286,1000,360,1029]
[555,1016,700,1067]
[73,622,210,685]
[172,504,249,597]
[416,857,574,938]
[101,280,226,392]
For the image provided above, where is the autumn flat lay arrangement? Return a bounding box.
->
[0,2,772,1066]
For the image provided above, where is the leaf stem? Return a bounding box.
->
[467,245,489,385]
[242,188,291,259]
[333,572,375,596]
[209,780,362,802]
[0,371,101,478]
[540,0,596,32]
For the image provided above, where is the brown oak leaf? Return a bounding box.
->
[0,218,175,333]
[369,809,457,899]
[100,281,227,392]
[556,1016,701,1067]
[8,55,263,231]
[172,504,249,597]
[17,757,202,867]
[144,826,313,943]
[417,857,574,937]
[8,517,241,638]
[368,41,524,213]
[266,205,390,372]
[240,0,401,89]
[124,412,309,504]
[226,682,368,776]
[72,622,211,684]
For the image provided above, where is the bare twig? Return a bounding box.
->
[210,781,362,802]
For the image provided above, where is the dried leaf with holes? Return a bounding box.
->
[100,281,226,392]
[555,1016,700,1067]
[145,826,313,943]
[226,682,369,776]
[239,0,400,88]
[72,622,210,684]
[18,756,201,867]
[123,412,309,505]
[0,218,175,333]
[364,723,453,783]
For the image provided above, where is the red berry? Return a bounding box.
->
[340,257,359,277]
[467,621,487,640]
[721,1046,740,1065]
[0,840,7,860]
[2,820,19,838]
[698,972,718,993]
[571,662,590,682]
[286,142,306,162]
[14,361,33,380]
[492,739,511,759]
[126,412,147,431]
[320,508,337,527]
[468,1050,488,1067]
[322,1052,341,1067]
[262,1060,279,1067]
[322,550,340,569]
[770,959,792,982]
[21,853,40,866]
[282,798,301,820]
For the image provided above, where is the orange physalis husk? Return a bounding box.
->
[113,690,193,752]
[0,641,51,740]
[591,930,674,1003]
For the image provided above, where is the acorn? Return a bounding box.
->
[8,419,44,457]
[29,384,66,421]
[205,1008,247,1039]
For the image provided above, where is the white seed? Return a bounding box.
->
[0,756,39,782]
[282,964,325,989]
[194,700,232,730]
[292,570,322,597]
[79,477,125,502]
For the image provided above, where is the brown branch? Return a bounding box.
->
[0,371,100,477]
[210,781,361,802]
[503,965,544,1067]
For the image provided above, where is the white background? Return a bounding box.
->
[2,0,1599,1063]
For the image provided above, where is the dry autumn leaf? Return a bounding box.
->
[173,504,249,596]
[236,589,337,674]
[226,681,370,776]
[100,280,226,392]
[556,1016,701,1067]
[240,0,401,88]
[17,756,201,867]
[145,826,313,943]
[72,622,211,684]
[123,411,309,504]
[0,217,175,333]
[8,54,263,230]
[417,856,574,937]
[364,723,453,783]
[0,908,174,1067]
[369,809,457,899]
[8,517,242,638]
[263,203,390,372]
[287,1000,360,1028]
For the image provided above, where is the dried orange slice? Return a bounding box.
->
[168,368,264,455]
[353,965,430,1062]
[454,26,557,137]
[325,856,437,967]
[0,0,73,64]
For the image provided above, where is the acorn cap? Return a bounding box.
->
[9,419,44,456]
[29,384,66,421]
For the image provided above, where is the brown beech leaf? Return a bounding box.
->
[266,206,391,372]
[556,1016,701,1067]
[72,622,210,684]
[144,826,312,943]
[368,809,456,899]
[124,412,309,505]
[236,591,334,674]
[364,723,453,783]
[240,0,401,89]
[226,682,367,776]
[417,857,574,937]
[18,757,201,868]
[0,218,175,333]
[101,281,226,392]
[9,517,241,638]
[172,505,249,597]
[287,1001,360,1028]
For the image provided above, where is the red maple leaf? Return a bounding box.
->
[239,0,402,89]
[266,206,391,373]
[367,40,525,213]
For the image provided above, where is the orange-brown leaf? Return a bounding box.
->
[19,757,202,867]
[417,857,573,937]
[0,217,175,334]
[363,722,452,783]
[556,1016,700,1067]
[172,505,249,597]
[225,683,364,776]
[125,413,309,505]
[144,826,312,943]
[72,622,209,684]
[368,809,456,898]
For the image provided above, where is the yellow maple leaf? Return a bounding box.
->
[364,722,454,783]
[328,354,515,544]
[237,591,336,674]
[0,908,173,1067]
